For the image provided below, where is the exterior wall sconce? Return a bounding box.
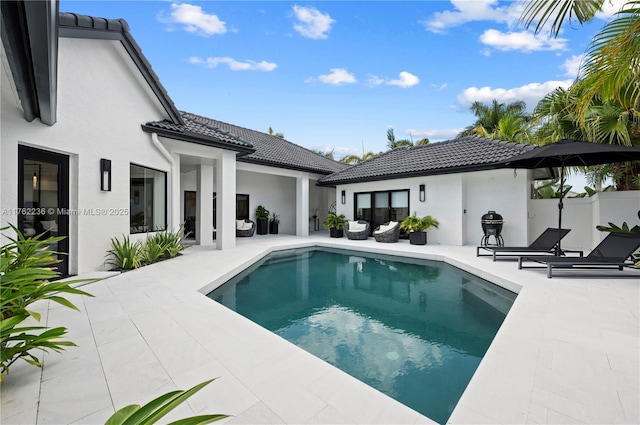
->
[100,159,112,191]
[341,190,346,204]
[419,184,425,202]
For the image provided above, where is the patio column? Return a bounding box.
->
[196,161,214,246]
[216,151,236,250]
[296,174,309,236]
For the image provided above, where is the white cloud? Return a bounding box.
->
[163,3,226,36]
[310,68,356,85]
[292,5,335,39]
[387,72,420,88]
[561,54,585,78]
[189,56,277,71]
[404,128,463,142]
[366,72,420,88]
[480,29,568,52]
[457,79,574,112]
[596,0,630,18]
[421,0,517,34]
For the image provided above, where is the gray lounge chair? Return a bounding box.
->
[518,232,640,278]
[373,221,400,243]
[346,220,370,240]
[477,227,582,261]
[236,219,255,237]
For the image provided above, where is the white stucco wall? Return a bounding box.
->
[1,38,172,273]
[334,168,531,246]
[529,190,640,251]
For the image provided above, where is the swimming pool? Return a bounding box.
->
[208,247,515,424]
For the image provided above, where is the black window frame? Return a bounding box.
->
[130,163,167,234]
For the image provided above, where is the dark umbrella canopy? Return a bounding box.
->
[503,139,640,254]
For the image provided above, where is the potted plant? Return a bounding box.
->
[255,205,269,235]
[323,211,347,238]
[400,212,439,245]
[269,211,280,234]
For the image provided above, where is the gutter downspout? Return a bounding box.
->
[151,132,177,230]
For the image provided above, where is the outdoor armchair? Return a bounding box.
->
[518,232,640,278]
[373,221,400,243]
[236,219,255,237]
[346,220,370,240]
[477,227,582,261]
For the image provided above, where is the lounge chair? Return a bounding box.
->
[518,232,640,278]
[373,221,400,243]
[477,227,582,261]
[346,220,370,240]
[236,219,255,237]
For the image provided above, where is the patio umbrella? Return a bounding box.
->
[502,139,640,255]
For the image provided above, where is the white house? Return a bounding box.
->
[2,2,637,276]
[1,4,342,275]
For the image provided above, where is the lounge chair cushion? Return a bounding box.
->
[348,221,366,232]
[375,221,397,234]
[239,222,253,230]
[236,220,245,229]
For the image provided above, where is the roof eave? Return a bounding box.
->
[141,124,255,155]
[1,0,59,126]
[317,162,508,186]
[238,156,338,175]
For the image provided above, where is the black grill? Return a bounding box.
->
[481,211,504,246]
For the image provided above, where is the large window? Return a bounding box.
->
[130,164,166,233]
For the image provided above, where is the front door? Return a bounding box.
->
[18,146,70,276]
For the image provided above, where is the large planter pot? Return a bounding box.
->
[269,222,279,234]
[329,228,344,238]
[257,219,269,235]
[409,232,427,245]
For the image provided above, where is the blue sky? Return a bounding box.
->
[60,0,625,161]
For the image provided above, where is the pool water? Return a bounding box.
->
[208,247,515,424]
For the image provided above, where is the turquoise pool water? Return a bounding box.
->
[208,247,515,424]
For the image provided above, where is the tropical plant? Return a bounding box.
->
[322,212,347,230]
[596,210,640,233]
[105,235,143,270]
[267,127,285,139]
[1,225,93,381]
[400,212,439,233]
[269,211,280,224]
[151,226,187,259]
[255,205,270,221]
[105,378,228,425]
[142,235,166,265]
[309,148,335,160]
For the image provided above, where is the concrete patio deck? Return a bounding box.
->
[2,234,638,424]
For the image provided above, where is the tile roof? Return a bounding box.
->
[145,112,349,175]
[318,136,536,185]
[183,112,349,174]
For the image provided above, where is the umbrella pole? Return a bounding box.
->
[557,163,565,256]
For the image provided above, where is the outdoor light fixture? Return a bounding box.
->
[419,184,425,202]
[100,159,112,191]
[341,190,346,204]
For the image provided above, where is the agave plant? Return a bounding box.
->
[1,225,94,381]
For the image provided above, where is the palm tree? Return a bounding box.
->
[519,0,639,122]
[309,148,335,160]
[386,129,413,149]
[267,127,285,139]
[415,138,430,146]
[459,99,529,138]
[340,152,376,164]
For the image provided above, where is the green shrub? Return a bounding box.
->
[152,226,186,259]
[106,378,228,425]
[142,235,166,265]
[106,235,144,270]
[1,225,93,381]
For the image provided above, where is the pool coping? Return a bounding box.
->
[1,234,638,424]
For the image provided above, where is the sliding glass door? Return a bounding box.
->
[354,189,409,232]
